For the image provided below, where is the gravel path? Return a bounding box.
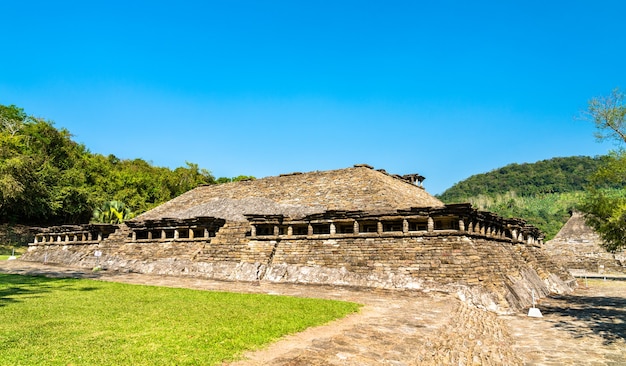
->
[1,260,624,365]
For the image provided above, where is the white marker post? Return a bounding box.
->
[94,250,102,268]
[527,289,543,318]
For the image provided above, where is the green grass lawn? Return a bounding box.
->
[0,255,20,261]
[0,274,360,365]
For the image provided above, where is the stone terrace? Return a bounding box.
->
[22,166,576,312]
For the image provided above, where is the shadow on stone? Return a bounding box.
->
[542,293,626,345]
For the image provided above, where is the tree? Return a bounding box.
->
[583,88,626,144]
[0,105,26,136]
[579,187,626,252]
[579,88,626,251]
[0,103,253,225]
[215,175,256,184]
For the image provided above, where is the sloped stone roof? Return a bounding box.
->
[135,166,444,222]
[544,211,625,273]
[546,211,602,248]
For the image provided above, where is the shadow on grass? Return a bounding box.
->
[542,293,626,345]
[77,286,100,292]
[0,274,98,307]
[0,274,57,307]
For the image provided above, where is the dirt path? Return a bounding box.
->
[1,260,624,365]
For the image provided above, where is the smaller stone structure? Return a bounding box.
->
[544,211,625,274]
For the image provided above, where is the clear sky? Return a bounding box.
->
[1,1,624,194]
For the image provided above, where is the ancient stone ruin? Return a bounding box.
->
[22,165,576,313]
[544,211,626,274]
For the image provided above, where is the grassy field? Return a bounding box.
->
[0,253,22,261]
[0,274,360,365]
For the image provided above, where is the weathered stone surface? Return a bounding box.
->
[23,227,574,313]
[544,211,625,274]
[134,165,445,222]
[21,166,576,313]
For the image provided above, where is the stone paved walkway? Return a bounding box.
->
[1,260,625,365]
[504,281,626,366]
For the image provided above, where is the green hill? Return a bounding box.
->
[437,156,613,240]
[438,156,610,203]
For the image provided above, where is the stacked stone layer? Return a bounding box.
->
[23,227,574,312]
[21,166,576,312]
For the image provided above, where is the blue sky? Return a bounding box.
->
[1,1,624,194]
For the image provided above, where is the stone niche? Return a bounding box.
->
[33,224,118,244]
[246,204,543,245]
[125,217,226,242]
[23,204,573,313]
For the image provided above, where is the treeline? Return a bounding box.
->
[437,156,618,240]
[438,156,612,203]
[0,104,249,225]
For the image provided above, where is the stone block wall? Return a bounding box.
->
[21,222,575,313]
[259,233,574,311]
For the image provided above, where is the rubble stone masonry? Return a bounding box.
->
[22,211,574,313]
[20,166,577,313]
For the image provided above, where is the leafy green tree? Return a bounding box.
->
[0,103,249,225]
[0,105,28,208]
[583,88,626,144]
[92,201,135,224]
[231,175,255,182]
[579,188,626,252]
[0,105,26,136]
[0,113,88,223]
[578,89,626,251]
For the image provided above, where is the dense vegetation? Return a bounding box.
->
[437,156,619,240]
[576,89,626,251]
[0,273,360,365]
[0,104,248,225]
[438,156,612,203]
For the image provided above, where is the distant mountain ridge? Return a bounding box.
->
[437,156,609,203]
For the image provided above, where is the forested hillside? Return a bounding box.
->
[0,104,249,225]
[438,156,611,203]
[437,156,614,239]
